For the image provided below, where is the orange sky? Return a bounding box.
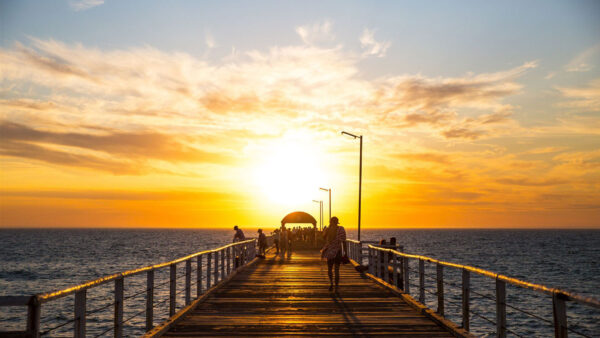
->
[1,3,599,229]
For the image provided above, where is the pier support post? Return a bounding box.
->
[419,259,425,304]
[220,249,225,280]
[185,259,191,306]
[74,290,86,338]
[26,296,40,338]
[553,292,568,338]
[496,278,506,338]
[226,247,231,275]
[391,254,398,287]
[436,264,444,316]
[462,269,470,331]
[146,270,154,332]
[114,277,124,338]
[384,251,389,281]
[207,252,212,288]
[214,251,219,283]
[403,257,410,293]
[169,264,176,317]
[197,255,203,297]
[368,248,374,275]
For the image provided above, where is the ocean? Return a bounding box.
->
[1,228,599,337]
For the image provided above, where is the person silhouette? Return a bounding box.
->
[321,217,347,292]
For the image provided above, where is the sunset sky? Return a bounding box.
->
[1,1,599,228]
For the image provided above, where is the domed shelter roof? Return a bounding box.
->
[281,211,317,227]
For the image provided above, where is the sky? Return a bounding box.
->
[0,0,599,228]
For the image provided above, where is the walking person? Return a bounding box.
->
[233,225,245,268]
[257,229,267,257]
[321,217,347,292]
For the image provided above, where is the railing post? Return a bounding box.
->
[368,248,374,275]
[377,250,382,278]
[403,257,410,293]
[114,277,124,338]
[207,252,212,288]
[496,278,506,338]
[226,247,231,275]
[214,250,219,283]
[358,242,363,265]
[221,249,225,278]
[553,292,568,338]
[185,259,191,306]
[437,263,444,316]
[170,264,177,316]
[146,269,154,332]
[419,259,425,304]
[197,255,203,297]
[462,269,470,331]
[391,254,398,287]
[74,290,86,338]
[26,296,40,338]
[384,251,389,282]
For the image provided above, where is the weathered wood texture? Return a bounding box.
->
[163,251,454,337]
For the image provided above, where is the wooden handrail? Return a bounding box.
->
[33,239,257,304]
[366,244,600,309]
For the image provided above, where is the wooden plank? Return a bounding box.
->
[158,251,459,338]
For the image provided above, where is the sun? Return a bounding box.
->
[251,136,329,207]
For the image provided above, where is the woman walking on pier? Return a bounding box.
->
[321,216,347,291]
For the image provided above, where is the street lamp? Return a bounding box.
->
[319,187,331,225]
[312,200,323,230]
[341,131,363,241]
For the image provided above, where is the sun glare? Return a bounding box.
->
[252,136,328,207]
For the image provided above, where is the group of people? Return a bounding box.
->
[231,216,347,292]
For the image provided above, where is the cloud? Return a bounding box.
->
[0,121,233,174]
[359,28,390,57]
[442,127,484,140]
[296,20,334,45]
[496,177,568,187]
[70,0,104,11]
[393,152,451,164]
[557,78,600,111]
[205,32,216,49]
[565,43,600,72]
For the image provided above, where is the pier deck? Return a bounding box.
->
[161,250,454,337]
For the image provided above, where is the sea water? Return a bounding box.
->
[1,228,598,337]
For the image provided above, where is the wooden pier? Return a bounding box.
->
[149,250,462,337]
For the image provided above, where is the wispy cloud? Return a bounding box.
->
[557,78,600,111]
[565,43,600,72]
[296,20,334,45]
[359,28,390,57]
[70,0,104,11]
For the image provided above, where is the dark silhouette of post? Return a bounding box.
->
[313,200,323,230]
[342,131,363,241]
[320,187,331,225]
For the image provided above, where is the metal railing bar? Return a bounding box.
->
[469,309,497,326]
[86,301,115,315]
[566,325,594,338]
[504,302,553,326]
[470,289,496,302]
[123,288,148,301]
[91,325,113,338]
[39,317,75,336]
[122,307,147,324]
[504,326,525,338]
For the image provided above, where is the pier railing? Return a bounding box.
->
[0,238,262,337]
[346,239,599,338]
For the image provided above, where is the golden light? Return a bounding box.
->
[251,134,329,208]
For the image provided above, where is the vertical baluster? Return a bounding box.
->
[384,251,389,282]
[437,263,444,315]
[462,269,470,331]
[114,277,124,337]
[214,250,219,283]
[419,259,425,304]
[146,270,154,332]
[403,257,410,293]
[206,252,212,289]
[368,248,374,275]
[221,249,225,278]
[226,247,231,275]
[496,278,506,338]
[169,264,176,316]
[74,290,86,338]
[26,296,40,338]
[185,259,191,306]
[391,254,398,287]
[553,292,568,338]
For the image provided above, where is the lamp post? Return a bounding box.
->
[319,187,331,224]
[312,200,323,230]
[341,131,363,241]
